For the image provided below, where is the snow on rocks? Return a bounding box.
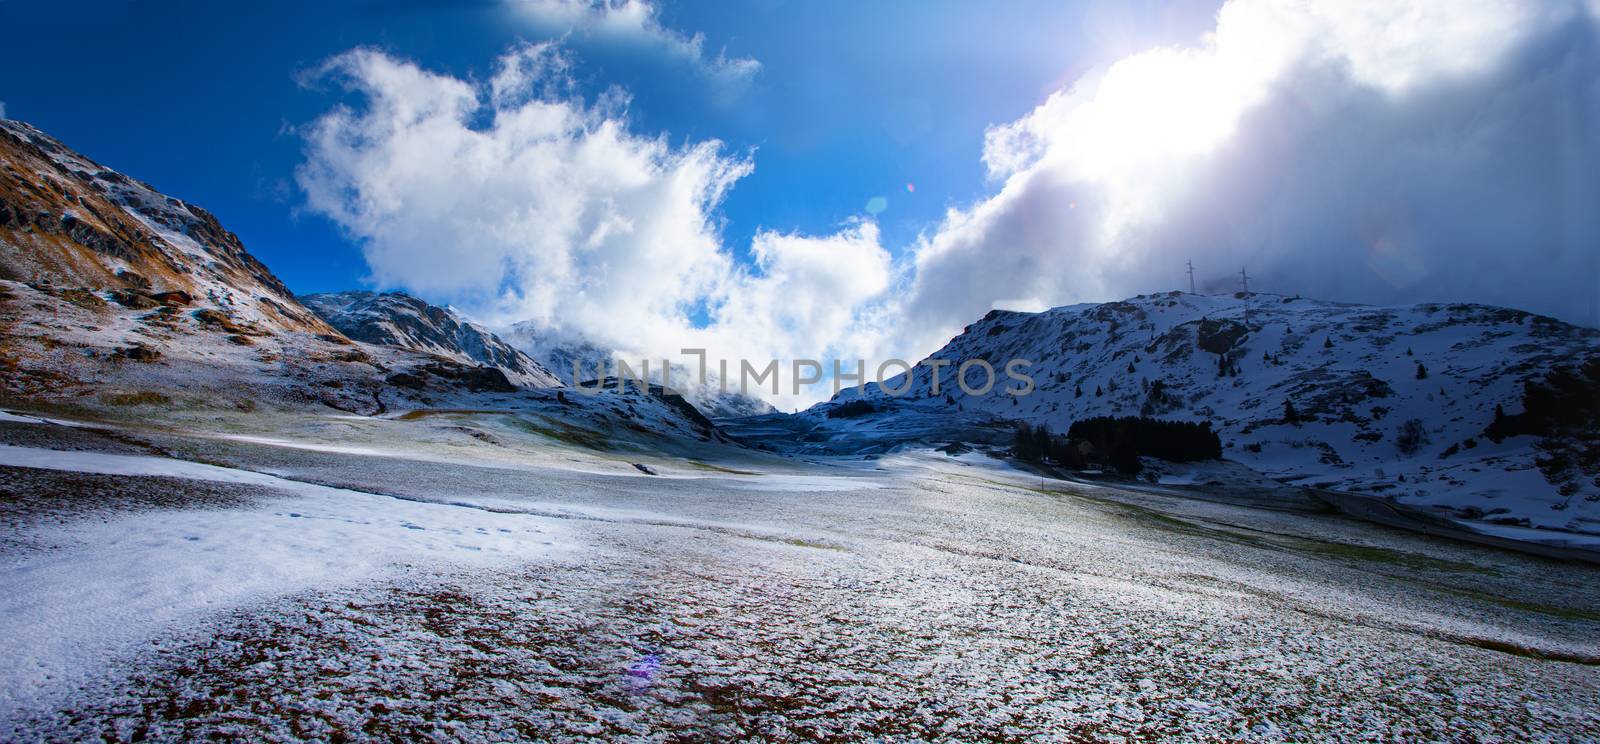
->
[300,291,562,388]
[799,291,1600,534]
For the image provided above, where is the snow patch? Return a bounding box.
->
[0,445,575,717]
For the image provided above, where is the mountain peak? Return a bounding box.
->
[498,321,778,419]
[300,290,560,388]
[781,290,1600,533]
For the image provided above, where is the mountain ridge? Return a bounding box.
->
[782,290,1600,534]
[300,291,561,388]
[0,119,331,337]
[499,321,778,419]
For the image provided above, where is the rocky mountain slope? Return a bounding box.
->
[0,120,330,337]
[499,321,777,419]
[796,291,1600,535]
[0,118,388,410]
[301,291,560,388]
[0,119,725,450]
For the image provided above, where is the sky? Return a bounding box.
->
[0,0,1216,295]
[3,0,1599,407]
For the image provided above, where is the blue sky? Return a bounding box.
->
[0,0,1216,295]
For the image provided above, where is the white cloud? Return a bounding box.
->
[297,43,887,408]
[0,101,7,120]
[505,0,760,87]
[891,0,1600,358]
[299,43,740,337]
[709,221,893,366]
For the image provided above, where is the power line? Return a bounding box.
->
[1186,260,1196,294]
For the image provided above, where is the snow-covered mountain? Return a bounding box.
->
[0,118,395,411]
[796,291,1600,534]
[0,119,730,448]
[0,120,331,337]
[499,324,614,387]
[499,321,777,419]
[301,291,560,388]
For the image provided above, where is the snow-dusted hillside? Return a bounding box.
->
[0,117,521,411]
[0,118,394,409]
[301,291,560,388]
[0,119,733,449]
[499,321,777,419]
[806,291,1600,534]
[0,120,331,337]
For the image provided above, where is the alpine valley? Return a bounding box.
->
[3,118,1599,741]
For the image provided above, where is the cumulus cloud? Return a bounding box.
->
[707,221,894,366]
[297,43,888,408]
[505,0,760,88]
[894,0,1600,357]
[299,43,740,338]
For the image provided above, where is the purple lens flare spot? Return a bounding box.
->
[626,653,661,692]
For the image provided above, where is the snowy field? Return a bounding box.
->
[1,412,1598,741]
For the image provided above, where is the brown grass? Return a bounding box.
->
[100,390,171,406]
[59,288,107,310]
